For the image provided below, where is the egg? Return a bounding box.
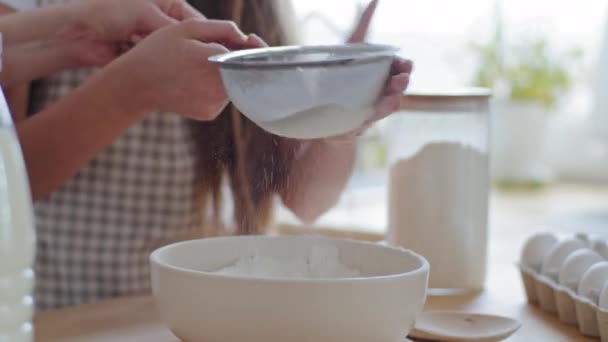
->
[599,281,608,310]
[575,233,591,245]
[541,238,587,281]
[558,249,604,291]
[521,232,558,272]
[578,261,608,304]
[592,238,608,260]
[598,286,608,341]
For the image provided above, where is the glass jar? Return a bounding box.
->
[386,88,491,294]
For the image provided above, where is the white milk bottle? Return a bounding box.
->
[386,89,491,294]
[0,33,36,341]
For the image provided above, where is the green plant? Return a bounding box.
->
[356,126,388,171]
[471,29,581,109]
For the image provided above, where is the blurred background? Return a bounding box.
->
[277,0,608,235]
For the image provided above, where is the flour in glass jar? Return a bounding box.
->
[387,142,489,290]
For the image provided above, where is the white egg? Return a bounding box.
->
[541,238,587,281]
[598,280,608,309]
[578,261,608,304]
[521,232,558,272]
[592,238,608,259]
[575,233,591,245]
[558,249,604,291]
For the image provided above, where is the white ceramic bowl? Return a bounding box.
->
[209,44,397,139]
[150,236,429,342]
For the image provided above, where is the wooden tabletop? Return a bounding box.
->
[33,289,596,342]
[34,184,608,341]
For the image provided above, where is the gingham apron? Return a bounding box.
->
[26,0,203,311]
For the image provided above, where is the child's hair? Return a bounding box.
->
[188,0,302,235]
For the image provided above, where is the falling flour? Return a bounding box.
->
[387,142,489,290]
[213,243,361,279]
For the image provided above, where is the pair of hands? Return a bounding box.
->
[71,0,411,133]
[65,0,256,120]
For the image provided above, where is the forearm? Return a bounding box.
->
[0,3,80,45]
[16,63,147,201]
[0,3,30,122]
[0,2,88,87]
[280,140,358,223]
[1,40,81,87]
[4,85,29,122]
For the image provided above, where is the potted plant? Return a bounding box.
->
[471,28,581,189]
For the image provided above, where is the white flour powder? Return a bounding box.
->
[213,243,361,279]
[388,142,489,290]
[259,105,372,139]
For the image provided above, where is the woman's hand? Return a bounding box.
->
[335,57,412,140]
[105,19,262,121]
[65,0,205,66]
[329,0,412,142]
[0,0,210,85]
[281,0,412,222]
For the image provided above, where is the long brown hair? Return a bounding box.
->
[188,0,301,236]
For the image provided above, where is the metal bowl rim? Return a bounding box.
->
[208,43,399,69]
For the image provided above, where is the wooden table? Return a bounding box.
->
[34,184,608,341]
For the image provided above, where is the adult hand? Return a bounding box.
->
[65,0,205,66]
[331,0,413,141]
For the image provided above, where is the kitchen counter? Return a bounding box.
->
[34,289,595,341]
[35,184,608,341]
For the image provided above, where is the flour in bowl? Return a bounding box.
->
[213,243,361,279]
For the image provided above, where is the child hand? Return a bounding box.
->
[106,19,261,121]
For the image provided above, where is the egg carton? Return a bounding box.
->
[519,232,608,340]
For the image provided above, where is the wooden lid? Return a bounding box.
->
[400,87,492,113]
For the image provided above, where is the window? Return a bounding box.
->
[276,0,608,233]
[292,0,606,89]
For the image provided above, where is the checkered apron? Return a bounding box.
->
[28,0,203,311]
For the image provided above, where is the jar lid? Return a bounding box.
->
[400,87,492,113]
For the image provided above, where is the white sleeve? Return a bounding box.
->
[0,0,37,11]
